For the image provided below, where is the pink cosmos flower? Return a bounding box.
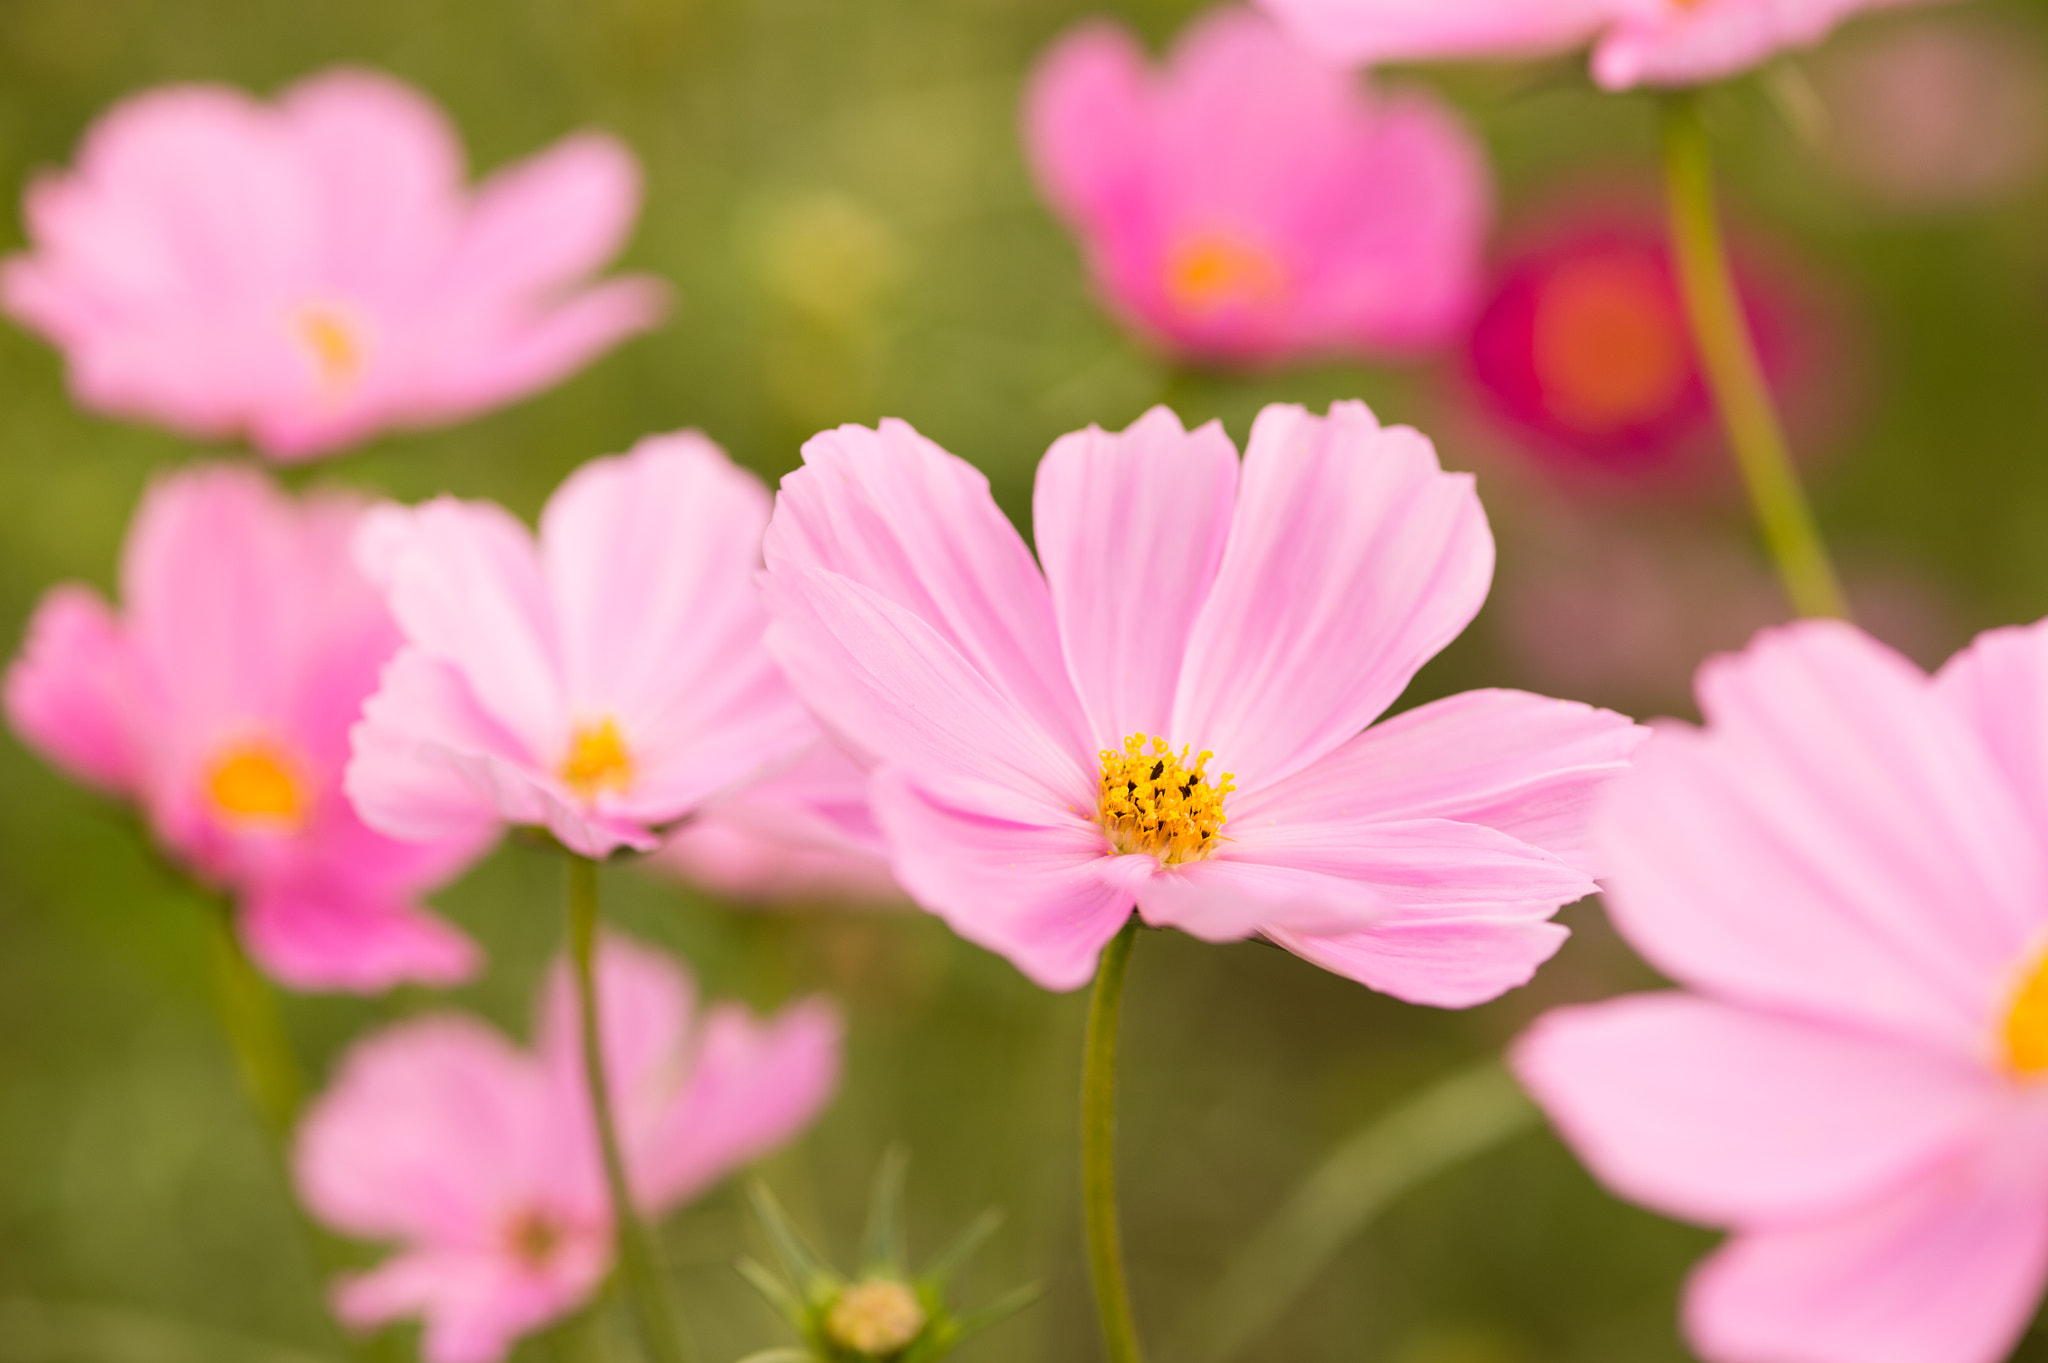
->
[653,741,902,904]
[346,431,816,860]
[2,67,666,461]
[760,402,1646,998]
[1024,7,1491,365]
[4,466,486,991]
[1514,618,2048,1363]
[1255,0,1947,90]
[295,934,841,1363]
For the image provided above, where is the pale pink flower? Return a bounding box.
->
[761,403,1645,998]
[295,934,840,1363]
[653,741,902,904]
[1024,7,1490,364]
[346,431,815,860]
[1514,618,2048,1363]
[2,68,666,461]
[1255,0,1948,91]
[4,466,485,991]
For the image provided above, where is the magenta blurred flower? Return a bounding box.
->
[761,402,1644,999]
[1515,618,2048,1363]
[346,431,815,860]
[1024,7,1491,365]
[4,466,486,991]
[653,741,902,905]
[295,934,840,1363]
[1256,0,1946,90]
[1,68,666,461]
[1466,214,1795,482]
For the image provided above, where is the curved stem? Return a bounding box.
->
[1082,918,1145,1363]
[566,855,691,1363]
[1662,92,1849,621]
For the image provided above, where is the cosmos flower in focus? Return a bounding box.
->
[295,934,840,1363]
[346,431,815,860]
[1517,618,2048,1363]
[1025,7,1491,365]
[653,741,902,905]
[1254,0,1948,91]
[1465,213,1800,484]
[4,466,486,991]
[761,402,1644,999]
[1,67,666,461]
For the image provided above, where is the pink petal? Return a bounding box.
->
[1934,616,2048,842]
[1513,994,2000,1226]
[537,934,698,1172]
[765,420,1090,757]
[870,767,1135,990]
[1172,402,1493,792]
[1031,407,1239,746]
[761,563,1092,808]
[335,1247,606,1363]
[445,132,645,302]
[419,274,667,419]
[5,584,136,793]
[371,497,564,759]
[635,998,843,1209]
[1234,688,1645,875]
[538,431,811,822]
[1253,0,1621,68]
[1592,0,1915,91]
[240,880,478,993]
[1684,1152,2048,1363]
[1023,20,1151,224]
[293,1016,560,1244]
[1264,913,1569,1007]
[1596,621,2045,1056]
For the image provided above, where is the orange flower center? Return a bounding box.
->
[1097,733,1233,864]
[1532,257,1690,432]
[561,719,634,801]
[206,740,308,830]
[2005,947,2048,1074]
[1163,232,1288,319]
[292,304,367,393]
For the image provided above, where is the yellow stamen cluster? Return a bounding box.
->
[207,740,307,830]
[2006,947,2048,1074]
[1163,232,1287,318]
[1098,733,1233,865]
[294,305,366,392]
[561,719,634,801]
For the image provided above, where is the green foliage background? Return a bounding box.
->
[2,1,2047,1361]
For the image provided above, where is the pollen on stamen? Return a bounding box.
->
[292,304,366,393]
[2004,947,2048,1075]
[206,739,308,831]
[561,719,634,801]
[1098,733,1234,865]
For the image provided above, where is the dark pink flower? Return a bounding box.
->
[2,68,665,460]
[5,465,486,990]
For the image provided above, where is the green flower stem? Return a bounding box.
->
[1082,918,1145,1363]
[1662,92,1849,621]
[566,854,691,1363]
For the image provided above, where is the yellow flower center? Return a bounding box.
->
[1098,733,1234,865]
[824,1278,927,1357]
[504,1208,565,1269]
[561,719,634,801]
[1163,232,1288,319]
[292,304,367,393]
[206,740,308,830]
[1532,256,1689,432]
[2005,946,2048,1074]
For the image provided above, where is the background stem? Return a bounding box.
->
[1662,92,1849,621]
[1081,918,1144,1363]
[566,854,691,1363]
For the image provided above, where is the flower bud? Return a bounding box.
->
[824,1278,927,1356]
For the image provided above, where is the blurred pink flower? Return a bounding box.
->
[1256,0,1946,90]
[295,934,840,1363]
[761,402,1644,999]
[1515,619,2048,1363]
[346,431,815,860]
[653,741,902,905]
[1024,7,1490,365]
[2,68,666,461]
[4,466,486,991]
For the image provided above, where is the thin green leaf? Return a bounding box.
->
[861,1145,911,1275]
[951,1282,1043,1342]
[735,1257,805,1324]
[917,1208,1002,1289]
[747,1179,837,1292]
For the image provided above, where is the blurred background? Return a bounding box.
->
[4,1,2048,1360]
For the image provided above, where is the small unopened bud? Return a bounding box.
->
[825,1277,927,1356]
